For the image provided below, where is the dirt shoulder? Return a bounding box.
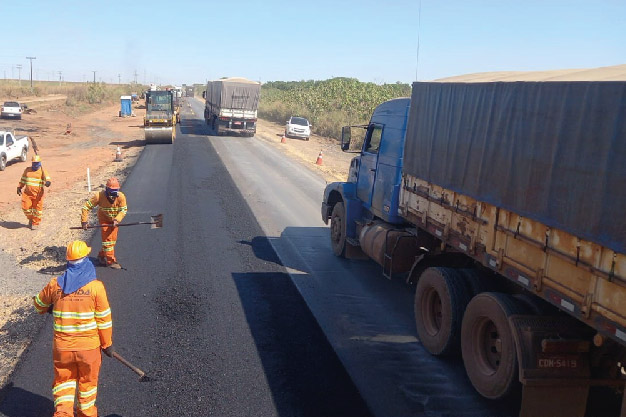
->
[0,97,145,389]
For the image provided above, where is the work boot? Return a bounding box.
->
[109,262,122,270]
[31,223,39,230]
[98,256,108,267]
[28,219,32,229]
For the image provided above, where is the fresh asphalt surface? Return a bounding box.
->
[0,99,520,416]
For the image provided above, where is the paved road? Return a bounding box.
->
[0,99,520,416]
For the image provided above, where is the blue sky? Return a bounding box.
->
[0,0,624,85]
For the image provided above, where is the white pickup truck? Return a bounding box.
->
[0,130,29,171]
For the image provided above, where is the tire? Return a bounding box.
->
[330,202,347,257]
[414,267,472,356]
[0,155,6,171]
[305,137,310,141]
[20,147,27,162]
[461,292,527,400]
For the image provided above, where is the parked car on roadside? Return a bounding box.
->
[285,116,311,140]
[1,101,22,119]
[0,130,29,171]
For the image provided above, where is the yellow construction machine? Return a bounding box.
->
[144,90,176,144]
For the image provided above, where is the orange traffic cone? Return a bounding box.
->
[281,135,286,144]
[315,150,323,165]
[114,146,123,162]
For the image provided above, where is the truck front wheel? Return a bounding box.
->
[0,154,6,171]
[414,267,471,356]
[461,292,527,399]
[330,202,347,257]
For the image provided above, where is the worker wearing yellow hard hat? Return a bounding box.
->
[33,240,114,417]
[17,155,51,229]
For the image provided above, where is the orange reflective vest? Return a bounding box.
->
[34,278,113,351]
[81,191,127,223]
[18,166,51,197]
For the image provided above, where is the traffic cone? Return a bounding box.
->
[316,150,323,165]
[281,135,286,144]
[114,146,123,162]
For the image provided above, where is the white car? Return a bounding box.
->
[1,101,22,119]
[0,130,29,171]
[285,116,311,140]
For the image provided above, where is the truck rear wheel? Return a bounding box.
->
[414,267,472,356]
[20,147,27,162]
[330,202,347,257]
[461,292,527,399]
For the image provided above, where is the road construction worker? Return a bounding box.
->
[17,155,51,230]
[80,177,127,269]
[33,240,113,417]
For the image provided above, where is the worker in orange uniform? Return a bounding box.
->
[17,155,51,230]
[33,240,114,417]
[80,177,127,269]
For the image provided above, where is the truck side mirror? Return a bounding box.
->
[341,126,351,151]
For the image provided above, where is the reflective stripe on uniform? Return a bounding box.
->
[97,321,112,330]
[78,399,96,410]
[52,380,77,394]
[53,321,98,332]
[79,387,97,398]
[34,294,50,308]
[54,395,75,406]
[53,310,95,319]
[94,308,111,318]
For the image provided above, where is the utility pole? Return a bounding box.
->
[58,71,62,86]
[26,56,36,88]
[118,73,121,84]
[133,70,138,84]
[16,64,22,85]
[92,71,96,83]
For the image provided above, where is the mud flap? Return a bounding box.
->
[509,315,593,416]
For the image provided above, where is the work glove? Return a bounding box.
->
[45,181,51,187]
[16,187,22,196]
[113,219,119,227]
[81,221,88,230]
[102,345,115,357]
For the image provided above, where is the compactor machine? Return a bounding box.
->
[144,90,175,144]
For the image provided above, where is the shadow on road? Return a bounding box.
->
[0,221,27,230]
[0,383,53,417]
[232,271,371,417]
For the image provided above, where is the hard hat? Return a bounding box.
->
[106,177,120,189]
[32,155,41,163]
[66,240,91,261]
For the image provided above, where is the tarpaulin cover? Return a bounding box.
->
[403,81,626,253]
[206,78,260,110]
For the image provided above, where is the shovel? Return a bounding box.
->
[70,214,163,230]
[111,351,152,382]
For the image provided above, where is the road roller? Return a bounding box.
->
[144,90,175,144]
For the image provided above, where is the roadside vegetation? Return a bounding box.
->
[0,80,146,114]
[259,78,411,140]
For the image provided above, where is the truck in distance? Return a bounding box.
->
[321,81,626,415]
[203,77,260,137]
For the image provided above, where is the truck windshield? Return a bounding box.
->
[4,102,19,107]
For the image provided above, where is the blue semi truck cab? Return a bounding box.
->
[321,98,411,258]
